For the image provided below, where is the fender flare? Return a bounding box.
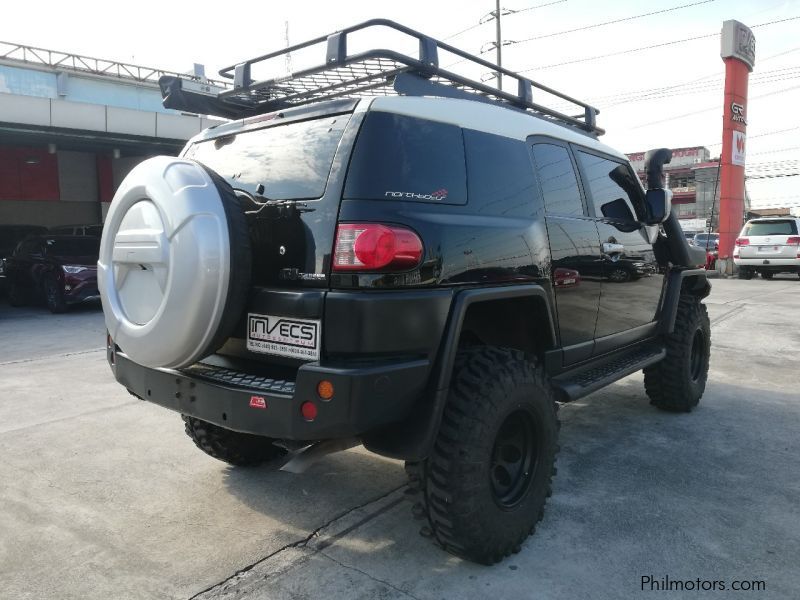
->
[659,268,711,334]
[362,284,556,461]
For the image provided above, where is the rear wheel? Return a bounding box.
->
[182,416,288,467]
[406,347,559,565]
[7,282,26,307]
[644,295,710,412]
[737,268,753,280]
[44,276,67,313]
[760,271,774,280]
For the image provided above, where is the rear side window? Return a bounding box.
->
[464,130,539,216]
[344,112,467,204]
[531,143,583,216]
[187,115,348,201]
[744,220,798,236]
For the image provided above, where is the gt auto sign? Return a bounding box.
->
[731,131,746,167]
[247,313,320,360]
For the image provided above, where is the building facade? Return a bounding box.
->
[0,41,225,229]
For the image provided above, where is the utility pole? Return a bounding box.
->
[495,0,503,90]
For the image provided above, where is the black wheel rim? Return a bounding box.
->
[490,410,538,508]
[609,269,627,282]
[690,329,706,382]
[46,280,58,307]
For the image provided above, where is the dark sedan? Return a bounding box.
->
[0,225,48,288]
[5,235,100,313]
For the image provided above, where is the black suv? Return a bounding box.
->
[100,21,711,564]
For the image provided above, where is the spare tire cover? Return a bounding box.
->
[99,156,245,369]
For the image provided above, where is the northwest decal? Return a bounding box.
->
[731,131,746,167]
[385,189,448,201]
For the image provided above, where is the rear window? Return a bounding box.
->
[694,234,718,243]
[186,116,348,201]
[344,112,467,204]
[743,220,798,236]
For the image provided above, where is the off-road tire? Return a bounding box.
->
[406,347,560,565]
[760,271,774,280]
[644,295,710,412]
[182,415,288,467]
[44,276,67,313]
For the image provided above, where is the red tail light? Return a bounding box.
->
[333,223,423,271]
[786,236,800,246]
[735,237,749,246]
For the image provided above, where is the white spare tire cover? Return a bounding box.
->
[99,156,249,369]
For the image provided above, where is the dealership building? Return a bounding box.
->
[0,41,224,228]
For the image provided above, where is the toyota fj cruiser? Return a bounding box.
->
[100,20,711,565]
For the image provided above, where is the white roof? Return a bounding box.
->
[365,96,627,161]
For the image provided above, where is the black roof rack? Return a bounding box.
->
[159,19,602,136]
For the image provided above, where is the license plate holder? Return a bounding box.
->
[247,313,321,360]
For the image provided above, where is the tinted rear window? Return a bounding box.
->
[464,129,538,216]
[344,112,467,204]
[744,220,797,236]
[187,116,348,201]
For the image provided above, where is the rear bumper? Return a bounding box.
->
[734,257,800,269]
[110,349,430,440]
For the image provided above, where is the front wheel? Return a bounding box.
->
[182,416,288,467]
[644,295,710,412]
[44,276,67,313]
[407,347,560,564]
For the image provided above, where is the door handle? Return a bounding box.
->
[602,242,625,254]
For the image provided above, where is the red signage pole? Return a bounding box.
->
[718,21,755,268]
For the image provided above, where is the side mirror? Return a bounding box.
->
[642,148,673,225]
[644,188,673,225]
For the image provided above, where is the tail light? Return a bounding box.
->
[735,237,749,246]
[333,223,423,272]
[786,236,800,246]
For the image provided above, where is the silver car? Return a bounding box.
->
[734,217,800,280]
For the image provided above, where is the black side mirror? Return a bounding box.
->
[642,148,673,225]
[643,188,673,225]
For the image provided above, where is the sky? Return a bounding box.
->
[2,0,798,208]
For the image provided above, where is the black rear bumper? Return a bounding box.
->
[111,350,430,440]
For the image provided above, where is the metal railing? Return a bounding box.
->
[0,40,229,88]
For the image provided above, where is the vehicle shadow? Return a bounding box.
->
[217,377,800,598]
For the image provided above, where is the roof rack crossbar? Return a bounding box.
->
[162,19,602,135]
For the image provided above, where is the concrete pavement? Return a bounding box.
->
[1,277,798,599]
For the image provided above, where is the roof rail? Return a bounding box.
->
[158,19,602,135]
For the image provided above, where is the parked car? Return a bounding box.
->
[734,217,800,279]
[693,232,719,251]
[5,235,100,312]
[684,231,698,245]
[0,225,48,290]
[49,223,104,237]
[101,20,711,565]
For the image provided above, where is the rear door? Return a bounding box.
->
[184,102,358,289]
[530,140,601,365]
[738,219,799,260]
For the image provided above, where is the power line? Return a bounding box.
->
[506,0,715,46]
[746,173,799,179]
[518,15,800,73]
[630,83,800,129]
